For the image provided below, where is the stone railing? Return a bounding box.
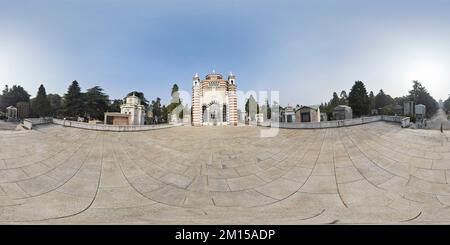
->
[52,119,173,131]
[23,118,53,130]
[259,115,410,129]
[23,118,174,132]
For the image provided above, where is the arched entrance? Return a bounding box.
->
[202,101,222,125]
[209,103,220,126]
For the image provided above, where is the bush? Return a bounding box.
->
[382,105,394,115]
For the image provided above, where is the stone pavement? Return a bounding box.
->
[0,121,20,131]
[1,122,450,224]
[429,109,450,130]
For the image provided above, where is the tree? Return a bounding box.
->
[330,92,340,108]
[348,81,370,117]
[31,84,51,117]
[161,105,168,123]
[151,97,162,123]
[375,89,390,109]
[108,99,122,112]
[261,98,271,120]
[245,95,259,121]
[167,83,182,118]
[62,81,84,118]
[84,86,109,120]
[444,96,450,113]
[408,80,438,118]
[339,90,348,105]
[322,91,344,118]
[369,91,376,111]
[171,84,179,100]
[0,85,30,111]
[47,94,62,116]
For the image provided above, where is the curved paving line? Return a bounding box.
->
[0,133,104,223]
[400,211,422,222]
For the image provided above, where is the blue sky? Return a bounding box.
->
[1,0,450,108]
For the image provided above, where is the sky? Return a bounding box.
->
[1,0,450,109]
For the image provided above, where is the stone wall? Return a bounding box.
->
[23,118,173,131]
[23,118,53,130]
[52,119,173,131]
[260,115,410,129]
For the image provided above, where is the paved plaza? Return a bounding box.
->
[1,122,450,224]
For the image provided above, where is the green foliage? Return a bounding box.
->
[0,85,31,111]
[348,81,370,117]
[408,80,438,118]
[84,86,109,120]
[339,90,348,105]
[31,84,51,117]
[382,105,394,115]
[151,97,164,123]
[444,96,450,113]
[108,99,122,112]
[245,95,259,120]
[260,99,271,120]
[375,89,393,109]
[48,93,62,116]
[62,81,84,118]
[321,90,349,118]
[161,105,168,122]
[167,83,183,118]
[369,91,376,111]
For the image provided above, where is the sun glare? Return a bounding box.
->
[406,58,445,89]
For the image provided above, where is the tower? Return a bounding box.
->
[191,73,202,126]
[228,72,238,126]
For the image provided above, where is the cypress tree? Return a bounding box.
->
[348,81,370,117]
[32,84,51,117]
[62,80,84,118]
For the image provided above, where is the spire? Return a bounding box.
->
[212,69,215,74]
[229,71,233,76]
[194,73,199,78]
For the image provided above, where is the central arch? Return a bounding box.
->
[202,101,223,125]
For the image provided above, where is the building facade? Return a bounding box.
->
[296,105,321,123]
[104,94,145,125]
[284,105,295,123]
[333,105,353,120]
[404,101,415,116]
[191,71,238,126]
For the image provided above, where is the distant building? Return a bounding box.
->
[284,105,295,123]
[404,101,415,116]
[237,109,245,123]
[415,104,426,120]
[256,113,264,124]
[191,71,238,126]
[16,102,30,119]
[371,109,378,116]
[333,105,352,120]
[104,94,145,125]
[296,105,321,123]
[6,106,17,122]
[393,104,403,116]
[104,112,129,125]
[320,113,328,122]
[439,99,444,108]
